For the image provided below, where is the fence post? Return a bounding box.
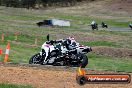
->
[35,38,38,45]
[14,33,18,41]
[1,33,4,42]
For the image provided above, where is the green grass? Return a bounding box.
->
[93,30,132,36]
[81,41,120,47]
[87,53,132,72]
[0,83,33,88]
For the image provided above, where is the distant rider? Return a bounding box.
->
[91,20,98,30]
[129,23,132,30]
[101,22,108,28]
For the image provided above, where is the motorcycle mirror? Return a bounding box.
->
[47,34,49,41]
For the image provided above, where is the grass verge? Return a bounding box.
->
[81,41,120,47]
[87,53,132,72]
[0,83,33,88]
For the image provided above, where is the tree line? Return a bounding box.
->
[0,0,94,9]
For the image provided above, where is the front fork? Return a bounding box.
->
[40,49,46,63]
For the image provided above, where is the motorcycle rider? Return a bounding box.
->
[129,23,132,29]
[101,22,108,28]
[39,37,90,67]
[91,20,98,30]
[61,37,78,50]
[29,36,92,68]
[91,20,96,25]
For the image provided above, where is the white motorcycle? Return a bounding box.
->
[29,36,92,68]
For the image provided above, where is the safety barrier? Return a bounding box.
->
[1,33,4,42]
[4,43,10,63]
[0,47,2,61]
[0,48,2,55]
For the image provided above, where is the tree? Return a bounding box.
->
[21,0,36,9]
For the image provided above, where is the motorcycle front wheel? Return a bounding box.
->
[75,53,88,68]
[29,53,42,64]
